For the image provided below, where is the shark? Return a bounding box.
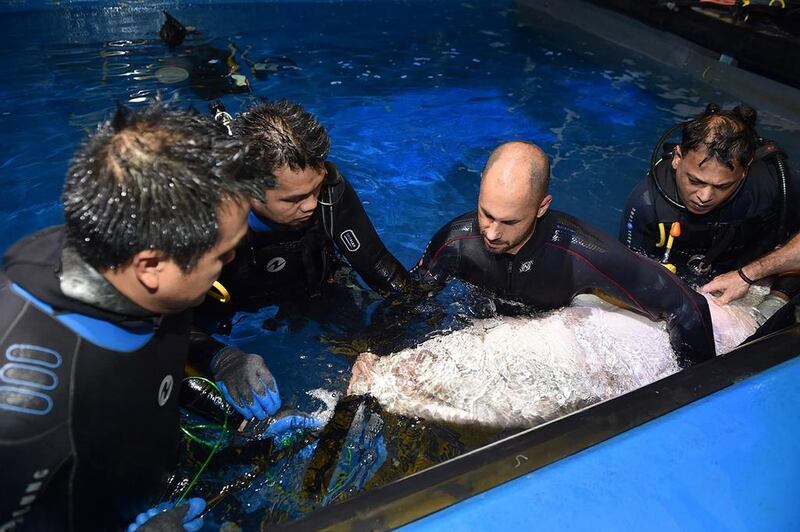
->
[348,291,761,429]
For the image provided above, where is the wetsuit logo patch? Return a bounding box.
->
[266,257,286,273]
[158,375,173,407]
[519,260,533,273]
[340,229,360,252]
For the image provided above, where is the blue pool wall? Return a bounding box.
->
[404,355,800,532]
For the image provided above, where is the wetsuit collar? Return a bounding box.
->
[3,225,158,326]
[248,211,276,233]
[516,211,557,256]
[60,246,152,318]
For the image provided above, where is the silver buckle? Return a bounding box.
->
[687,254,712,276]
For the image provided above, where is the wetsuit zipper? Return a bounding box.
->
[506,257,513,294]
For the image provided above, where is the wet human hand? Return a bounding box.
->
[128,498,205,532]
[211,347,281,420]
[701,270,749,304]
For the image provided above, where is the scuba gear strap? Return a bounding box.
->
[208,101,233,136]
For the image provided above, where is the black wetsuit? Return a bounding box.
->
[198,162,409,319]
[0,227,187,531]
[619,141,799,292]
[413,209,716,366]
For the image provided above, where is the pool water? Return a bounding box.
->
[2,0,799,528]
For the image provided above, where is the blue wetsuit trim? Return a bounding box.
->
[10,283,154,353]
[248,212,275,233]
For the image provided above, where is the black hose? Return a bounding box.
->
[774,153,789,240]
[649,122,687,211]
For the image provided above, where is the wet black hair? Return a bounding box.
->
[680,103,758,170]
[233,99,330,176]
[63,101,272,272]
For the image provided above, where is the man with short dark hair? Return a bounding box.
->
[191,100,411,418]
[214,99,410,302]
[415,141,716,366]
[0,103,269,531]
[619,104,799,323]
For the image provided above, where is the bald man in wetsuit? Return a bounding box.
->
[413,141,716,366]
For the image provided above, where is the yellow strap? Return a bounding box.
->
[227,43,239,73]
[769,0,785,8]
[656,223,666,248]
[590,289,638,314]
[207,281,231,304]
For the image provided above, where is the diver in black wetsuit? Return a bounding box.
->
[413,141,716,367]
[194,100,410,326]
[0,103,271,532]
[156,11,251,100]
[619,104,800,325]
[191,101,411,410]
[160,11,189,48]
[156,12,298,101]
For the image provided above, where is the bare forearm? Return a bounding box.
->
[702,232,800,304]
[741,232,800,281]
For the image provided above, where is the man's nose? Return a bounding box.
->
[485,222,501,241]
[300,195,318,213]
[696,186,714,204]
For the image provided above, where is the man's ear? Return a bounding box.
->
[537,194,553,218]
[671,145,683,171]
[131,250,164,292]
[742,157,753,178]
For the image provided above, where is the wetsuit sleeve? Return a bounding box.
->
[411,219,463,288]
[566,238,716,366]
[619,177,659,259]
[0,277,72,530]
[362,217,468,355]
[770,157,800,298]
[771,273,800,299]
[1,426,69,530]
[746,151,800,298]
[787,161,800,235]
[326,170,412,295]
[187,326,227,377]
